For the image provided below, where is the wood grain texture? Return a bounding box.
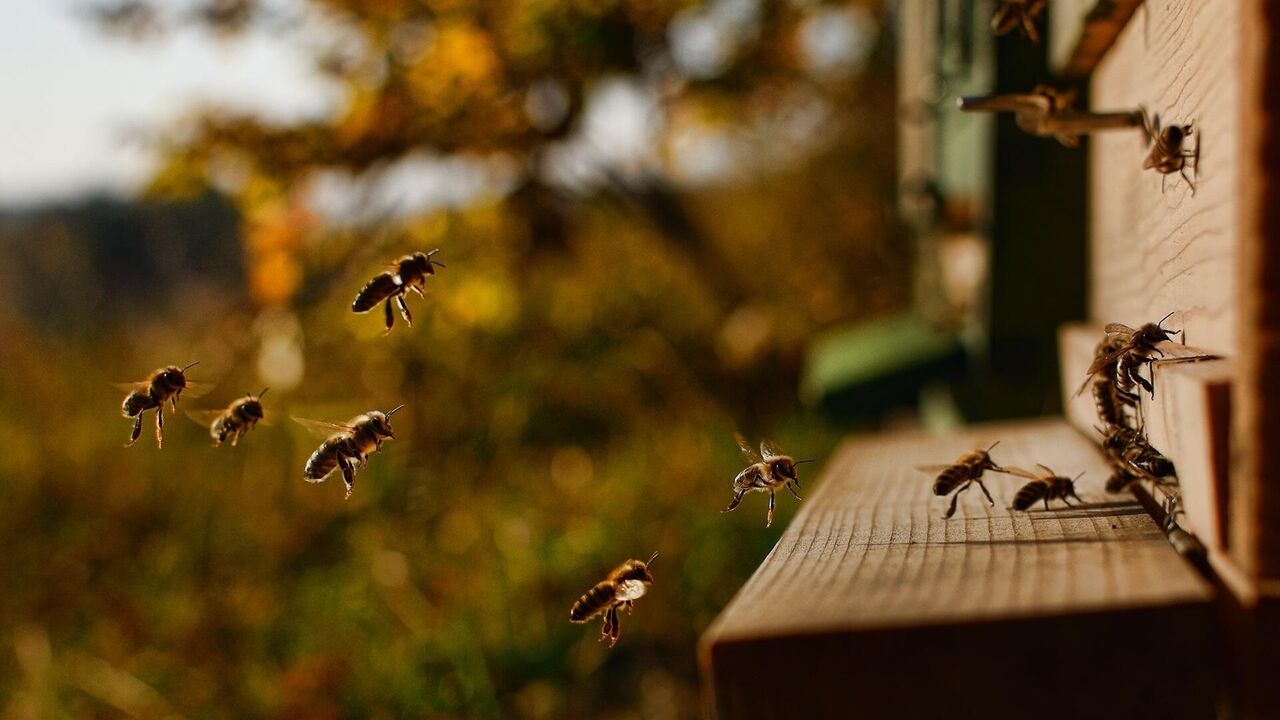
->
[1088,0,1241,357]
[699,418,1216,720]
[1055,0,1145,78]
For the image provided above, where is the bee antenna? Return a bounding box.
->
[795,459,815,464]
[645,551,658,566]
[986,441,1001,452]
[258,387,270,398]
[1158,311,1176,328]
[182,361,201,371]
[386,404,405,417]
[1074,471,1086,482]
[427,248,441,256]
[432,260,447,268]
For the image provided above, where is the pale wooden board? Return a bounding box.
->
[1088,0,1241,357]
[1059,324,1230,560]
[700,418,1215,719]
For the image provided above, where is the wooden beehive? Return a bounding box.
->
[700,1,1280,717]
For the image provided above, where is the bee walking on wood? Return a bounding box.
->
[118,362,200,448]
[569,552,657,648]
[992,0,1046,43]
[958,85,1143,147]
[352,249,445,333]
[189,388,268,447]
[296,405,403,499]
[1075,313,1184,400]
[1098,425,1176,495]
[722,435,813,528]
[1007,464,1085,511]
[917,442,1009,519]
[1143,115,1198,194]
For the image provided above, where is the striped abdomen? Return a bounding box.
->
[121,389,158,417]
[932,465,971,496]
[1092,378,1136,429]
[569,581,617,623]
[304,438,348,480]
[352,272,401,312]
[1012,480,1050,510]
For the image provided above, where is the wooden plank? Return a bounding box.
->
[1089,0,1241,357]
[699,419,1216,720]
[1055,0,1144,79]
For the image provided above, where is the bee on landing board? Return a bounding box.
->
[1007,464,1086,511]
[722,434,813,528]
[1143,116,1198,194]
[569,552,657,648]
[992,0,1046,42]
[295,405,403,499]
[1075,313,1185,400]
[188,388,268,447]
[352,250,445,333]
[917,442,1010,519]
[118,362,200,448]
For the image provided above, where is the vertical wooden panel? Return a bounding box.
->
[1089,0,1241,357]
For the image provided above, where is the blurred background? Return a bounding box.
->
[0,1,1083,717]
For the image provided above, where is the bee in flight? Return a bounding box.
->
[917,442,1009,519]
[992,0,1046,43]
[1143,115,1198,193]
[352,250,445,333]
[188,388,268,447]
[118,362,200,448]
[295,405,403,499]
[1007,464,1086,511]
[569,552,657,648]
[722,434,813,528]
[1075,313,1185,399]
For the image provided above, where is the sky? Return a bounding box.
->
[0,1,333,206]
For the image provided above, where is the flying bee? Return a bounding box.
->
[916,442,1009,519]
[295,405,403,499]
[188,388,268,447]
[569,552,657,648]
[118,362,200,448]
[722,434,813,528]
[992,0,1046,43]
[1143,115,1198,193]
[352,249,445,333]
[958,85,1143,147]
[1007,464,1085,511]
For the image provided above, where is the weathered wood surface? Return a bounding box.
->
[1088,0,1241,358]
[699,418,1215,720]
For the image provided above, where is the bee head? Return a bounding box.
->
[242,399,265,420]
[1140,311,1181,344]
[411,249,445,275]
[623,553,657,584]
[160,361,198,389]
[771,459,797,481]
[1162,125,1186,145]
[370,404,404,437]
[975,441,1002,471]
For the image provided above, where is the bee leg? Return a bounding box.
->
[600,608,613,642]
[1043,496,1051,512]
[944,483,969,519]
[155,405,165,448]
[721,490,745,513]
[1071,489,1085,505]
[341,459,357,499]
[383,298,395,333]
[625,600,635,614]
[395,295,413,327]
[787,482,803,501]
[409,285,426,298]
[976,479,996,507]
[127,414,143,447]
[766,491,776,528]
[1181,167,1196,195]
[609,606,622,647]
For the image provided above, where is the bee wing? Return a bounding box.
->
[734,433,761,462]
[915,464,952,474]
[759,439,786,460]
[1085,343,1133,376]
[999,465,1043,480]
[112,381,150,392]
[185,409,227,426]
[292,417,355,438]
[181,382,213,400]
[1104,323,1137,336]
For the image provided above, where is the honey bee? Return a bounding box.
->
[1007,464,1085,511]
[188,388,268,447]
[1143,116,1197,193]
[917,442,1008,519]
[569,552,657,648]
[722,435,813,528]
[992,0,1046,43]
[352,250,445,333]
[1076,313,1183,400]
[296,405,403,499]
[118,362,200,448]
[958,85,1143,147]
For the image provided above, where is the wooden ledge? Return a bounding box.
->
[699,419,1216,720]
